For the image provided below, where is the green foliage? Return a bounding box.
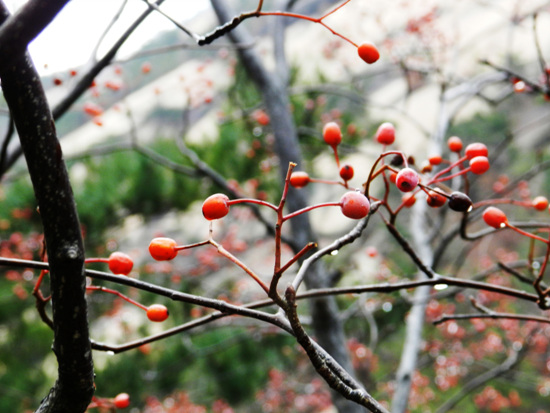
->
[0,286,52,411]
[93,326,296,409]
[448,112,509,146]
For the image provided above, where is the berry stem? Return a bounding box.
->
[258,0,358,48]
[283,202,342,221]
[427,155,468,185]
[208,238,269,294]
[270,163,296,298]
[331,145,341,168]
[84,257,109,264]
[430,166,471,183]
[506,224,549,244]
[87,285,149,311]
[536,244,550,299]
[363,151,408,198]
[277,242,317,278]
[227,198,278,212]
[32,268,48,294]
[473,198,533,209]
[175,240,210,251]
[308,177,346,187]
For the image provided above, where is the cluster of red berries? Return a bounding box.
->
[86,249,170,323]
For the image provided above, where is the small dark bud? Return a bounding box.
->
[390,154,404,167]
[448,191,473,212]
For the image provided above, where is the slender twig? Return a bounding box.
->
[383,218,437,278]
[141,0,201,41]
[532,13,550,90]
[284,285,390,413]
[91,0,128,62]
[291,205,377,291]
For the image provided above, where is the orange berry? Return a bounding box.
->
[465,142,488,159]
[113,393,130,409]
[202,193,230,220]
[428,155,442,165]
[322,122,342,146]
[149,237,178,261]
[141,62,152,74]
[469,156,490,175]
[447,136,463,152]
[426,190,447,208]
[290,171,310,188]
[532,196,549,211]
[357,42,380,64]
[402,193,416,207]
[482,207,508,228]
[146,304,169,322]
[339,164,354,181]
[108,252,133,275]
[83,102,103,117]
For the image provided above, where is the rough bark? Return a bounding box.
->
[0,1,94,412]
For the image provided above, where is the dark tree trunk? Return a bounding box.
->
[0,1,95,411]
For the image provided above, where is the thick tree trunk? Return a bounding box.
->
[0,2,95,411]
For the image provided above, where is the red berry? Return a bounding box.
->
[465,142,488,159]
[53,77,63,86]
[340,191,370,219]
[365,246,378,257]
[426,190,447,208]
[147,304,169,322]
[374,122,395,145]
[322,122,342,146]
[402,193,416,207]
[290,171,310,188]
[339,164,354,181]
[532,196,549,211]
[202,193,230,220]
[83,102,104,117]
[447,136,463,152]
[482,207,508,228]
[357,42,380,64]
[113,393,130,409]
[141,62,152,74]
[108,252,133,275]
[395,168,419,192]
[149,237,178,261]
[252,109,270,126]
[421,162,433,174]
[428,155,443,165]
[469,156,490,175]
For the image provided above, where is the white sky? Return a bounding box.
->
[5,0,210,75]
